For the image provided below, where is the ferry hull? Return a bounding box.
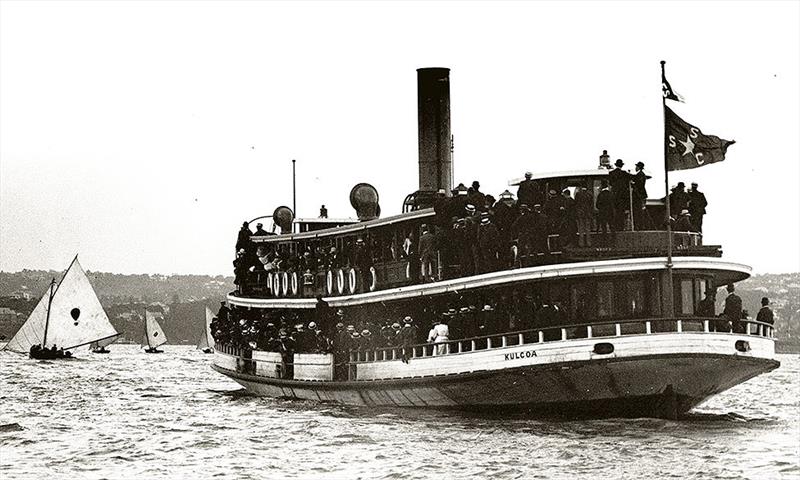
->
[212,333,779,418]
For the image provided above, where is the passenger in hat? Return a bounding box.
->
[427,317,450,355]
[467,181,486,211]
[236,221,252,253]
[608,158,633,231]
[517,171,537,208]
[723,284,743,333]
[757,297,774,327]
[254,223,269,236]
[632,161,650,210]
[675,209,694,232]
[687,182,708,233]
[595,179,614,233]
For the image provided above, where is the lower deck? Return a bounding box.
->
[212,317,779,418]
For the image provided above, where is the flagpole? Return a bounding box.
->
[661,60,675,318]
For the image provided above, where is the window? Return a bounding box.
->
[570,282,593,322]
[679,278,694,315]
[624,279,647,317]
[597,281,614,318]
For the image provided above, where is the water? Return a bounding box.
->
[1,346,797,479]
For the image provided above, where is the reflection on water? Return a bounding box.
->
[0,346,797,479]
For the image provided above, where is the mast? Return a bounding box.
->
[661,60,675,318]
[144,308,151,348]
[41,279,56,348]
[292,159,297,217]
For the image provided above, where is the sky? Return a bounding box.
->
[1,1,798,276]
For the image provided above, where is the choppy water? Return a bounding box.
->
[0,346,797,479]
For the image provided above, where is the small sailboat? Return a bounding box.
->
[2,256,120,359]
[89,334,118,354]
[142,309,167,353]
[196,307,216,354]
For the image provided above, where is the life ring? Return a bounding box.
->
[348,268,357,294]
[369,266,377,292]
[281,272,289,297]
[405,262,411,280]
[326,270,334,295]
[336,268,346,295]
[266,272,273,294]
[272,272,281,296]
[290,271,299,296]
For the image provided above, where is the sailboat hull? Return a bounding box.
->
[29,349,73,360]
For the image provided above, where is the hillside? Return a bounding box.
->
[0,269,233,345]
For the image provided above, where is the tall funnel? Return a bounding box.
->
[417,68,453,195]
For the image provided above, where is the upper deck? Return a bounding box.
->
[232,158,720,302]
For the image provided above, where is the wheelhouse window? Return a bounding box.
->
[674,276,712,316]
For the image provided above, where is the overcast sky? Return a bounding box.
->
[1,1,798,276]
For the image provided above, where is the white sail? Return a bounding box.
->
[3,284,53,353]
[196,307,215,351]
[90,334,119,349]
[3,257,118,353]
[143,310,167,348]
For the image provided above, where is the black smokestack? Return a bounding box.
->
[417,68,452,194]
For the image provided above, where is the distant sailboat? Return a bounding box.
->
[2,256,120,359]
[142,309,167,353]
[196,307,216,354]
[90,334,118,354]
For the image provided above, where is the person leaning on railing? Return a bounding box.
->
[756,297,774,329]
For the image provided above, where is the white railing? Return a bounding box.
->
[347,317,775,364]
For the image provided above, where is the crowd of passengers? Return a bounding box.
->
[211,284,775,366]
[209,296,575,355]
[232,159,710,290]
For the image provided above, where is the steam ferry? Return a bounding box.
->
[211,68,779,418]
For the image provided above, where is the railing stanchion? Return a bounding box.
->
[561,328,567,341]
[587,326,593,338]
[471,340,476,351]
[677,320,682,333]
[458,341,463,353]
[538,331,544,343]
[502,336,508,347]
[703,320,709,333]
[487,337,492,349]
[615,324,621,336]
[518,333,524,344]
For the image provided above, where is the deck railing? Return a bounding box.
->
[237,231,715,298]
[347,317,775,364]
